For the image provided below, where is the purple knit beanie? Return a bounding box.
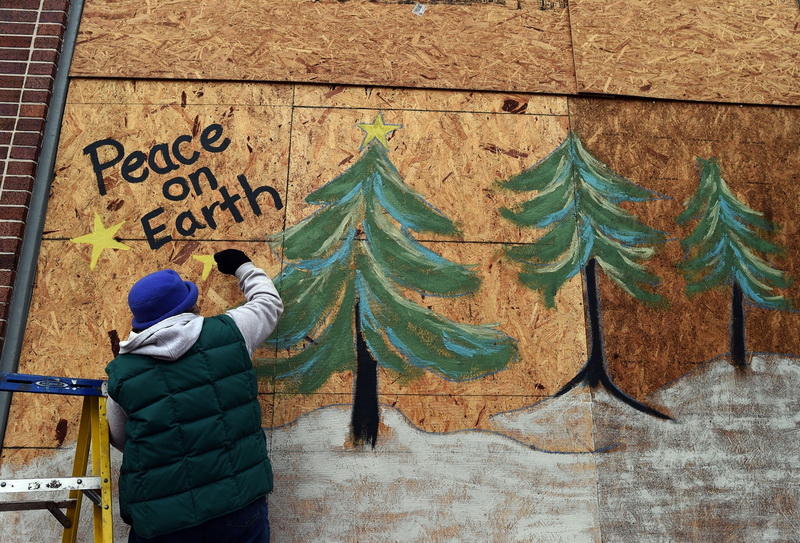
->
[128,269,198,330]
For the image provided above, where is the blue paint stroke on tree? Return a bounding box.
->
[676,157,793,368]
[498,131,671,419]
[259,136,517,447]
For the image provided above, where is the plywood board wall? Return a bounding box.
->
[72,0,576,95]
[567,97,800,399]
[3,79,799,541]
[72,0,800,106]
[569,0,800,105]
[4,79,590,455]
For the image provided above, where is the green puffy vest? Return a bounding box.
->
[105,315,273,538]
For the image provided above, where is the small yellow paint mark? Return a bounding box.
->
[192,254,217,280]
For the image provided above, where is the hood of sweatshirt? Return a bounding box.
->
[118,313,204,361]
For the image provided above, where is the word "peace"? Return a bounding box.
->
[83,123,230,196]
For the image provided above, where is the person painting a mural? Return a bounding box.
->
[3,0,800,539]
[104,249,283,542]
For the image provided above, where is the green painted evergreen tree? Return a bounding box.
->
[498,131,670,418]
[676,157,792,368]
[259,116,516,446]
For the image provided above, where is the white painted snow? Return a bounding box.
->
[1,356,797,542]
[268,406,600,542]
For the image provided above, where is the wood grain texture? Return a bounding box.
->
[292,84,569,116]
[570,0,800,105]
[46,80,290,244]
[72,0,576,95]
[5,239,281,450]
[283,100,570,244]
[567,96,800,399]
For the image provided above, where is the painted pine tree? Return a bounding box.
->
[676,157,792,368]
[498,131,670,418]
[259,114,517,447]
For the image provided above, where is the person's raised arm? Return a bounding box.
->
[214,249,283,357]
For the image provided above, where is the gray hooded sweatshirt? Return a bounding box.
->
[106,262,283,451]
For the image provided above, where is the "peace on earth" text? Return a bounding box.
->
[82,122,283,250]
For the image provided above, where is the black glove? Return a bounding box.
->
[214,249,251,275]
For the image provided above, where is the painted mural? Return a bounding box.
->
[260,113,517,447]
[498,131,670,418]
[0,79,798,541]
[3,0,800,540]
[677,157,793,368]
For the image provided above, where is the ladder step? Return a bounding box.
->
[0,477,101,493]
[0,499,75,511]
[0,372,104,396]
[0,499,76,528]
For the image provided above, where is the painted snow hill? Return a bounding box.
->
[2,356,796,541]
[591,355,800,541]
[267,355,799,542]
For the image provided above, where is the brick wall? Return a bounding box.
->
[0,0,71,349]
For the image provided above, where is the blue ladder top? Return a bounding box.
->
[0,372,105,397]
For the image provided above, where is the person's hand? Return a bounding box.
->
[214,249,251,275]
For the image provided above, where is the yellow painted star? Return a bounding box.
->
[356,112,402,150]
[193,254,217,280]
[70,213,130,270]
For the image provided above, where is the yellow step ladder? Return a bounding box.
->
[0,372,113,543]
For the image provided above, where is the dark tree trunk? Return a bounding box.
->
[351,300,380,447]
[555,258,671,420]
[730,281,747,369]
